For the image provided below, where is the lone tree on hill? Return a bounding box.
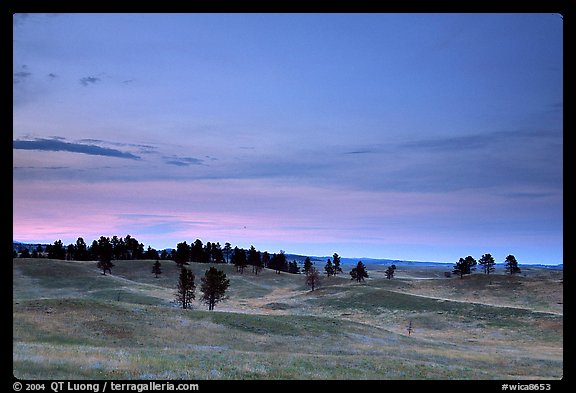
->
[333,253,343,275]
[152,260,162,278]
[324,258,335,277]
[96,236,115,275]
[200,267,230,311]
[350,261,369,282]
[504,254,521,275]
[176,267,196,309]
[478,253,496,275]
[385,265,396,279]
[453,255,476,278]
[305,266,321,291]
[97,259,114,275]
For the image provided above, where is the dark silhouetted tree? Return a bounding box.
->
[248,245,262,275]
[123,235,144,260]
[204,241,213,263]
[144,246,158,260]
[261,251,270,268]
[306,266,321,291]
[505,254,521,275]
[176,267,195,309]
[96,236,114,275]
[19,248,30,258]
[46,240,66,260]
[269,251,288,274]
[223,242,233,263]
[32,245,43,258]
[453,255,476,278]
[303,257,313,274]
[324,258,335,277]
[111,236,124,260]
[152,260,162,278]
[191,239,204,262]
[175,241,191,266]
[333,253,343,275]
[89,239,99,261]
[74,237,89,261]
[97,259,114,275]
[288,260,300,274]
[385,265,395,279]
[232,247,247,273]
[200,267,230,311]
[66,243,74,260]
[478,253,495,275]
[350,261,369,282]
[212,242,225,263]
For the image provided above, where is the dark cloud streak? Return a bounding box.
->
[13,138,140,160]
[163,156,205,166]
[402,129,561,152]
[79,76,100,86]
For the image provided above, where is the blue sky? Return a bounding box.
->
[13,13,563,264]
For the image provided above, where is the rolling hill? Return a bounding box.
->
[13,257,563,380]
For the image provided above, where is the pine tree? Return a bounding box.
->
[191,239,204,262]
[333,253,343,275]
[223,242,233,263]
[288,260,300,274]
[303,257,313,274]
[152,260,162,278]
[232,247,247,273]
[350,261,368,282]
[452,256,476,278]
[385,265,395,279]
[504,254,521,275]
[212,242,225,263]
[248,245,262,275]
[74,237,89,261]
[176,267,196,309]
[97,259,115,275]
[261,251,270,268]
[269,251,288,274]
[305,266,321,291]
[175,241,191,266]
[200,267,230,311]
[478,253,495,275]
[324,258,335,277]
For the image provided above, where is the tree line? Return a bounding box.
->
[14,235,155,261]
[13,235,301,274]
[452,253,521,278]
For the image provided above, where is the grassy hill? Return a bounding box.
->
[13,258,563,380]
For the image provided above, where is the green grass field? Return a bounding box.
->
[13,258,563,380]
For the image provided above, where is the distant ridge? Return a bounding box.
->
[287,254,563,269]
[13,242,562,268]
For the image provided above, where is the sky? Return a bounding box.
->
[13,13,563,265]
